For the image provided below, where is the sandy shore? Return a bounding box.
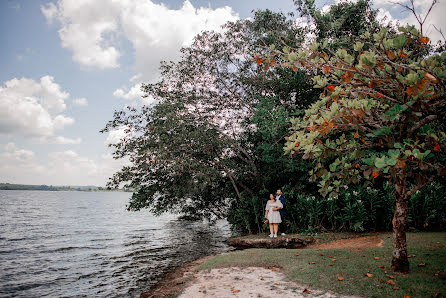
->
[179,266,356,298]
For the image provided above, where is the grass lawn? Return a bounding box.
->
[199,232,446,297]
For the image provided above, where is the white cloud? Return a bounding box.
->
[41,2,58,23]
[0,144,45,182]
[141,95,157,106]
[113,83,144,100]
[376,7,398,27]
[0,76,77,140]
[73,97,88,106]
[40,136,82,145]
[41,0,239,78]
[105,127,130,145]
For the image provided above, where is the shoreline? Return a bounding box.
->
[139,234,377,297]
[140,255,214,298]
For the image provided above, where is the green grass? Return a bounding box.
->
[200,232,446,297]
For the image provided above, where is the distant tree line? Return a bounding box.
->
[0,183,132,192]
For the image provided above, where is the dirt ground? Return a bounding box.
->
[306,235,384,250]
[179,267,356,298]
[141,236,382,297]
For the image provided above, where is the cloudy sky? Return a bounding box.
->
[1,0,444,186]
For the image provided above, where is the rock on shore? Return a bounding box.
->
[227,236,316,249]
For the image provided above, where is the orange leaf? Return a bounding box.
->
[373,256,380,260]
[387,50,396,60]
[396,159,407,169]
[292,65,298,72]
[331,258,337,262]
[232,289,241,293]
[377,92,383,98]
[403,295,410,298]
[342,72,352,82]
[418,263,426,267]
[309,262,316,264]
[271,268,277,271]
[361,139,367,145]
[295,253,300,256]
[406,87,414,96]
[378,266,386,270]
[193,274,198,278]
[260,277,264,280]
[393,287,399,290]
[303,289,311,293]
[386,280,397,285]
[322,65,331,74]
[400,52,407,58]
[274,283,281,285]
[434,144,441,152]
[327,85,335,91]
[408,254,416,258]
[355,164,360,169]
[433,292,441,298]
[372,172,380,179]
[365,273,374,277]
[386,275,395,279]
[420,36,430,44]
[337,277,344,281]
[354,130,359,138]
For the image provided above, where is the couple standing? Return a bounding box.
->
[264,188,285,238]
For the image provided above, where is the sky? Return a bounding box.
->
[1,0,445,186]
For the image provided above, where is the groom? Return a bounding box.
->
[276,188,286,236]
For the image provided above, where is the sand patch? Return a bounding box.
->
[179,267,355,298]
[307,236,383,250]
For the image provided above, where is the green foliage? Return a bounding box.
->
[278,23,446,200]
[243,182,445,234]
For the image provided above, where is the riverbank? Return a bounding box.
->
[142,232,446,297]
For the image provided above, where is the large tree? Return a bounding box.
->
[266,9,446,271]
[102,11,318,227]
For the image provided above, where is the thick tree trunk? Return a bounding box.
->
[391,193,410,273]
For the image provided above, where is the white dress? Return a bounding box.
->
[265,200,283,223]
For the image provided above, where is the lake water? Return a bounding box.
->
[0,190,232,297]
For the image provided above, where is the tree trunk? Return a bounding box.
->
[391,193,410,273]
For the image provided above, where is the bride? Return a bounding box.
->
[264,193,283,238]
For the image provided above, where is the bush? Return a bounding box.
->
[228,182,446,234]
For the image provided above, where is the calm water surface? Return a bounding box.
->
[0,190,232,297]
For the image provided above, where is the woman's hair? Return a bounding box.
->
[270,193,276,201]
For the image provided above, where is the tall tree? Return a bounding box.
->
[102,11,318,227]
[266,9,445,271]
